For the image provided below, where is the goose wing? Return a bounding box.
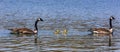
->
[91,28,110,34]
[9,28,34,34]
[17,28,34,34]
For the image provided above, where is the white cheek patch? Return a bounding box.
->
[109,29,113,33]
[93,31,99,33]
[34,30,38,33]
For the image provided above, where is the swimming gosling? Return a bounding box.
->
[90,16,115,34]
[8,18,43,34]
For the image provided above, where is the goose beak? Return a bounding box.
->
[40,18,43,21]
[113,17,115,20]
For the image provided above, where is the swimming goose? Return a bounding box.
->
[54,29,61,35]
[62,29,68,35]
[8,18,43,34]
[90,16,115,34]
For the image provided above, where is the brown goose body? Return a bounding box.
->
[90,16,115,34]
[9,28,34,34]
[9,18,43,34]
[91,28,111,34]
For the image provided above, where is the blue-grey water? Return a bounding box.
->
[0,0,120,52]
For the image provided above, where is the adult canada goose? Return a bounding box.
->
[8,18,43,34]
[90,16,115,34]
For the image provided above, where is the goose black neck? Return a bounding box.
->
[34,20,39,31]
[109,19,112,29]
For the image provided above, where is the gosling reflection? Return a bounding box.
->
[54,29,61,38]
[62,29,68,36]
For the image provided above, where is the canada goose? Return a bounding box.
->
[90,16,115,34]
[8,18,43,34]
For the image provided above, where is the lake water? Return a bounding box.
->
[0,0,120,52]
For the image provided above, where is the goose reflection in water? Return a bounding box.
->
[108,34,112,46]
[34,34,42,45]
[34,34,38,44]
[92,33,113,47]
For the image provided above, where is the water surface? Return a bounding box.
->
[0,0,120,52]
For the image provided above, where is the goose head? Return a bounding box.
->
[34,17,43,34]
[110,16,115,20]
[37,18,43,21]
